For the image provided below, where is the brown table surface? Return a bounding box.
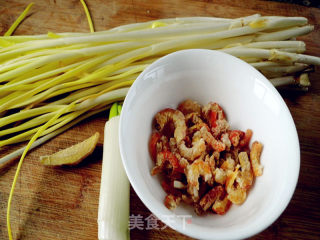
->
[0,0,320,239]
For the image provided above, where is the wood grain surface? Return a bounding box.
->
[0,0,320,239]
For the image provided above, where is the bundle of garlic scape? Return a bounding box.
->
[0,14,320,165]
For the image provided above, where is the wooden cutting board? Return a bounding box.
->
[0,0,320,239]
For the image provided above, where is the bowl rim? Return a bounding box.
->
[119,49,300,240]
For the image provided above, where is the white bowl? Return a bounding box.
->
[119,49,300,240]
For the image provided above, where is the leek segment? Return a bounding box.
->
[98,115,130,240]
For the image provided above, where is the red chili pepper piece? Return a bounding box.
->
[228,130,244,147]
[209,110,217,128]
[240,129,253,148]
